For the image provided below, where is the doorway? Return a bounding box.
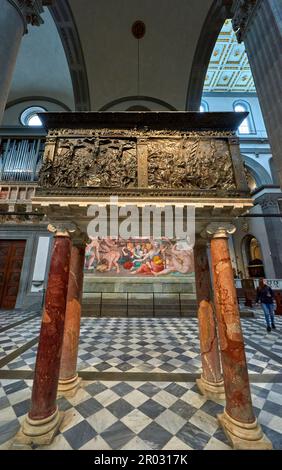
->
[0,240,26,309]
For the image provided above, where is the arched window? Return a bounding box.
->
[242,235,265,278]
[20,106,46,127]
[199,100,209,113]
[233,100,255,135]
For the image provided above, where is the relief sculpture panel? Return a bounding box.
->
[147,138,236,190]
[39,132,236,190]
[39,137,137,188]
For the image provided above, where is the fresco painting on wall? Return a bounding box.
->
[84,237,194,277]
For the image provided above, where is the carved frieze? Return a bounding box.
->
[48,128,236,139]
[39,137,137,188]
[147,138,236,190]
[39,128,238,191]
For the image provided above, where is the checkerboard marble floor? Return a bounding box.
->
[0,309,281,450]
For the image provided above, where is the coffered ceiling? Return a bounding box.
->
[204,19,256,93]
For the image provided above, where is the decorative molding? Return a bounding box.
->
[35,186,247,199]
[8,0,50,32]
[232,0,261,43]
[206,222,236,237]
[259,195,279,211]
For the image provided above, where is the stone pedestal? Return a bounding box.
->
[194,242,224,400]
[207,223,272,450]
[58,243,85,397]
[14,230,71,446]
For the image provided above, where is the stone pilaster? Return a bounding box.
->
[207,222,272,449]
[257,192,282,278]
[232,0,282,188]
[14,224,72,447]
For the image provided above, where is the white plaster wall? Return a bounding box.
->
[202,95,268,138]
[31,236,50,292]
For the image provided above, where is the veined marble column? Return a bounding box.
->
[232,0,282,187]
[14,226,72,446]
[58,242,86,397]
[207,223,272,449]
[194,241,225,400]
[0,1,45,123]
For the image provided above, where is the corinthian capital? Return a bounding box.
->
[232,0,260,43]
[10,1,52,32]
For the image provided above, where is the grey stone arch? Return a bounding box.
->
[242,154,273,188]
[99,96,176,111]
[186,1,232,111]
[49,1,91,111]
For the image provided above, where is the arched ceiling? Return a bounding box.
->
[7,8,75,111]
[7,0,234,115]
[66,0,214,110]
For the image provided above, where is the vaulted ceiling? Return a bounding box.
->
[6,0,239,116]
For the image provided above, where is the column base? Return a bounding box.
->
[197,376,225,400]
[13,407,64,447]
[218,410,273,450]
[57,374,82,398]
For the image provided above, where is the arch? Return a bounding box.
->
[233,100,256,134]
[5,96,71,112]
[99,96,176,111]
[241,234,265,278]
[49,1,91,111]
[186,1,231,110]
[242,155,272,187]
[126,105,151,111]
[199,100,209,112]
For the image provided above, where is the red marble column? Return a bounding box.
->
[15,230,71,445]
[208,224,272,449]
[58,243,85,395]
[194,242,224,399]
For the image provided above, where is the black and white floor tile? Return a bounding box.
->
[0,308,281,450]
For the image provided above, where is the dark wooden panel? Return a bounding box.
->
[0,240,26,310]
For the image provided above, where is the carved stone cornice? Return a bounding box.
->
[8,0,51,32]
[34,186,249,199]
[259,195,279,211]
[232,0,261,43]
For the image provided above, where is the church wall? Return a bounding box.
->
[0,225,51,309]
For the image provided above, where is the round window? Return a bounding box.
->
[20,106,46,127]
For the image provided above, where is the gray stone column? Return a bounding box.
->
[257,193,282,278]
[232,0,282,188]
[0,1,46,123]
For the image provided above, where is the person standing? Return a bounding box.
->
[256,278,276,332]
